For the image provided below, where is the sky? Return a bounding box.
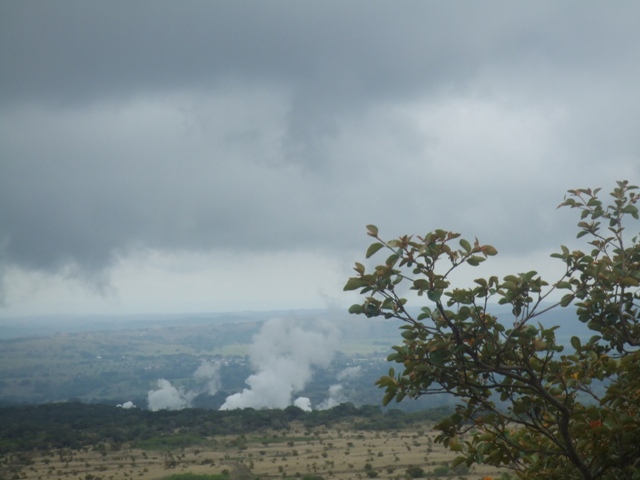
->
[1,1,639,318]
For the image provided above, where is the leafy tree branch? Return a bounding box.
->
[345,180,640,480]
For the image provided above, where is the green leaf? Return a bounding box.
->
[620,277,640,287]
[401,330,416,340]
[466,256,485,266]
[621,205,639,219]
[570,336,581,350]
[482,245,498,256]
[427,289,443,302]
[348,304,363,314]
[560,293,574,307]
[450,440,463,452]
[382,390,396,406]
[512,400,528,414]
[365,242,384,258]
[385,253,399,266]
[343,277,365,291]
[430,349,447,366]
[459,238,472,253]
[433,279,448,289]
[366,224,379,237]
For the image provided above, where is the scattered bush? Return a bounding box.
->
[405,465,426,478]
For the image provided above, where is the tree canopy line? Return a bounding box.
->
[0,401,452,454]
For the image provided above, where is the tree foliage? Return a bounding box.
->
[0,401,447,454]
[345,181,640,480]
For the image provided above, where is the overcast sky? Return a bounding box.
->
[1,1,639,317]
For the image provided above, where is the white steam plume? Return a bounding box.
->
[148,359,221,411]
[193,359,221,395]
[318,365,362,410]
[220,317,339,410]
[336,366,362,381]
[293,396,312,412]
[318,384,346,410]
[147,379,195,411]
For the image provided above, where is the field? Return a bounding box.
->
[3,421,504,480]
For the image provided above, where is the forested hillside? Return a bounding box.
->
[0,402,451,453]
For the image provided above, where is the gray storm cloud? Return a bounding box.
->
[220,317,339,411]
[1,2,639,310]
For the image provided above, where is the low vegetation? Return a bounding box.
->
[0,403,504,480]
[0,402,451,454]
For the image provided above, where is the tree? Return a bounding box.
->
[344,181,640,480]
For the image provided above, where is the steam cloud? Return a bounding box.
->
[220,317,339,411]
[337,366,362,382]
[148,318,344,412]
[318,384,346,410]
[147,360,220,411]
[147,379,195,411]
[193,359,221,395]
[293,397,313,412]
[317,366,362,410]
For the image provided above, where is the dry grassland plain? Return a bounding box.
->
[4,421,505,480]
